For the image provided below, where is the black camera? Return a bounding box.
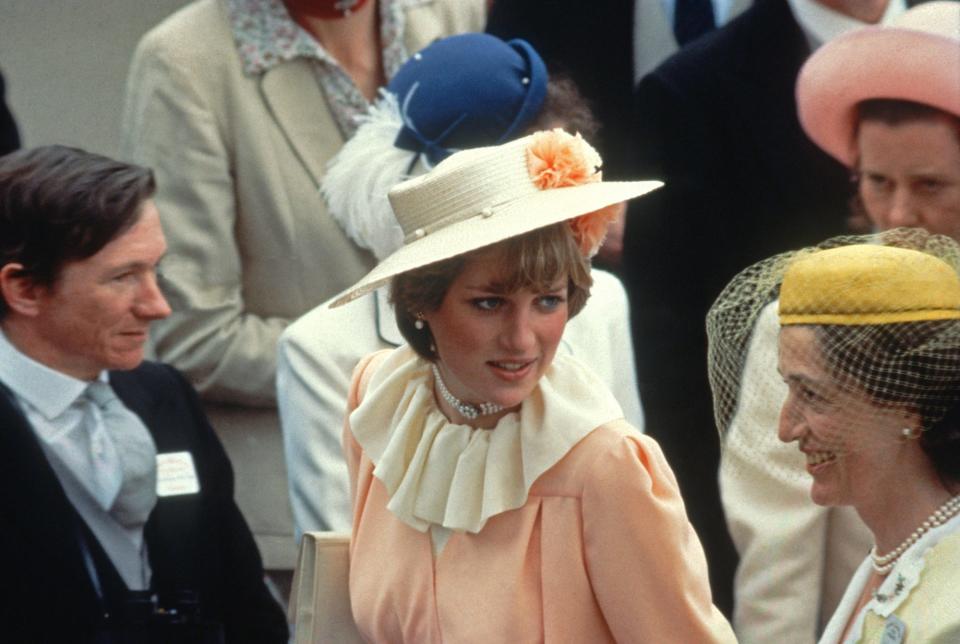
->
[93,590,224,644]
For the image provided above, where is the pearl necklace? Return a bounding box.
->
[870,494,960,575]
[431,364,504,420]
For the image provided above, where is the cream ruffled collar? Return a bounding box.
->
[349,346,623,533]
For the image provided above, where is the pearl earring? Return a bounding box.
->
[414,312,425,330]
[901,427,921,440]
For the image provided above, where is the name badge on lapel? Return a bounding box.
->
[881,614,907,644]
[156,452,200,497]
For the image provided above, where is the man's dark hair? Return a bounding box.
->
[0,145,155,317]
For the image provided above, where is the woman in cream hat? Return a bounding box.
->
[709,229,960,642]
[331,131,735,641]
[718,4,960,640]
[277,33,645,539]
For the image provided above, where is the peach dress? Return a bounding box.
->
[343,347,735,643]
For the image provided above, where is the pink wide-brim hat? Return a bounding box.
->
[796,1,960,167]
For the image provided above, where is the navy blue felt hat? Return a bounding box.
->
[390,33,549,166]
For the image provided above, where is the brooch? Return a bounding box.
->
[872,574,906,603]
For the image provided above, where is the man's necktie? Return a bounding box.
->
[674,0,717,46]
[85,381,158,528]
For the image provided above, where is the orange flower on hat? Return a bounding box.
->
[527,128,619,257]
[568,203,622,258]
[527,128,602,189]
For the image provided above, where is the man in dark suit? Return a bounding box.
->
[621,0,904,616]
[0,145,288,643]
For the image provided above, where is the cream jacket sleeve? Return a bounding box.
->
[278,297,388,537]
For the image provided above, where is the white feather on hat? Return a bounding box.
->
[321,90,421,261]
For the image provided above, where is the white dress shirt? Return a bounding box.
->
[0,329,151,589]
[787,0,906,50]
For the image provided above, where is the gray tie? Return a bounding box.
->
[85,381,158,528]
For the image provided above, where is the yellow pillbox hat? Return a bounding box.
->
[779,244,960,325]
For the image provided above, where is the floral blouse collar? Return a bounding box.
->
[349,345,624,534]
[225,0,416,77]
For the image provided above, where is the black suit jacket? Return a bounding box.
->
[620,0,854,615]
[0,361,288,643]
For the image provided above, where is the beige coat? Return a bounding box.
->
[120,0,484,568]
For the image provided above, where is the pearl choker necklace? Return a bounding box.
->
[870,494,960,575]
[431,364,504,420]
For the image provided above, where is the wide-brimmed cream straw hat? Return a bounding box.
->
[330,129,662,307]
[796,0,960,166]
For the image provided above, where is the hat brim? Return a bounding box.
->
[797,27,960,166]
[330,179,662,307]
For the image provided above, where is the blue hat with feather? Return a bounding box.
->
[390,33,548,166]
[323,33,550,261]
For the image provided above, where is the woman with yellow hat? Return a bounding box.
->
[328,130,735,641]
[709,229,960,642]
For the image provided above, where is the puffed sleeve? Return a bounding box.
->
[582,430,737,643]
[120,26,286,406]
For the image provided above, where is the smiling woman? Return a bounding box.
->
[323,130,736,642]
[709,230,960,643]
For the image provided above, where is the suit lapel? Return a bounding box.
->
[108,368,158,437]
[718,0,822,190]
[0,384,79,523]
[107,366,204,590]
[259,60,346,188]
[0,383,100,600]
[713,0,850,238]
